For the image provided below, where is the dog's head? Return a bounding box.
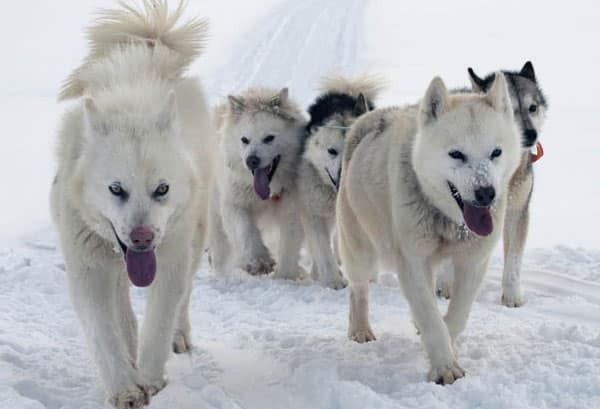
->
[222,87,304,200]
[75,92,196,287]
[413,73,521,237]
[305,93,370,191]
[469,61,547,149]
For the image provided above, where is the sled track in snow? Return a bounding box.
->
[207,0,366,105]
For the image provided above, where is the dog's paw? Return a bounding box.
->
[172,329,192,354]
[428,361,465,385]
[436,277,453,299]
[501,290,524,308]
[348,327,376,343]
[320,272,347,290]
[144,379,167,397]
[272,265,307,281]
[243,254,275,276]
[109,385,150,409]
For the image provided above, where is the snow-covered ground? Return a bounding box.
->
[1,1,599,408]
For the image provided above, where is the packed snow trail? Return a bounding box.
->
[2,1,600,409]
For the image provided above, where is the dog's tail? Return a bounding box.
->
[319,74,386,103]
[60,0,208,100]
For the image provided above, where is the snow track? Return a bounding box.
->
[1,1,600,409]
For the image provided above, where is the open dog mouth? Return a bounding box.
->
[326,168,340,191]
[111,225,157,288]
[252,155,281,200]
[447,181,493,237]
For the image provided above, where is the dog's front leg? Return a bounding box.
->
[444,255,489,342]
[223,204,274,275]
[301,213,345,289]
[273,208,305,280]
[397,257,465,385]
[67,264,149,408]
[502,206,529,307]
[137,247,189,394]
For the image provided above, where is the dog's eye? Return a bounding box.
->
[241,137,249,145]
[263,134,275,144]
[109,183,128,199]
[328,148,338,157]
[153,183,169,198]
[448,150,466,162]
[490,148,502,159]
[529,104,537,113]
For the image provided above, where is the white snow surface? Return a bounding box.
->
[1,1,600,408]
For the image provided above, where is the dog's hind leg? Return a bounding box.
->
[207,190,232,274]
[502,205,529,307]
[444,255,489,342]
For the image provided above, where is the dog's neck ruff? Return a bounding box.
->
[530,141,544,163]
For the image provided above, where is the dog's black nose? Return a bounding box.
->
[523,129,537,147]
[246,155,261,170]
[474,186,495,207]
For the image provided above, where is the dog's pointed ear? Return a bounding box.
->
[519,61,536,82]
[83,97,108,136]
[270,87,289,107]
[468,67,489,92]
[353,93,369,116]
[420,76,448,125]
[228,95,245,115]
[484,72,512,117]
[158,91,177,131]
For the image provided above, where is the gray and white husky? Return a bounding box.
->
[51,1,213,407]
[208,87,307,279]
[437,62,548,307]
[337,73,521,383]
[298,75,383,289]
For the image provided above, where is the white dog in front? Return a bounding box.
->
[337,73,521,384]
[208,87,306,279]
[51,1,214,407]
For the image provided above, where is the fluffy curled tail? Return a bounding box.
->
[319,74,386,103]
[60,0,208,100]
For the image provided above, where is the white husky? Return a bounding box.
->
[51,1,213,407]
[337,73,521,384]
[298,75,383,289]
[208,87,306,279]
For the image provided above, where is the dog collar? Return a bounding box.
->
[531,141,544,163]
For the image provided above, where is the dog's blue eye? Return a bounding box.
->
[153,183,169,198]
[241,137,249,144]
[529,104,537,113]
[263,134,275,144]
[328,148,338,156]
[448,150,466,162]
[109,183,128,199]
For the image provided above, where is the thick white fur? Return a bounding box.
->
[337,74,520,384]
[298,75,383,289]
[51,1,213,407]
[208,87,307,279]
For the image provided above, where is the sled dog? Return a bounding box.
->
[208,87,306,279]
[51,1,213,407]
[298,75,383,289]
[337,74,521,383]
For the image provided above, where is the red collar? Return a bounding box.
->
[531,141,544,163]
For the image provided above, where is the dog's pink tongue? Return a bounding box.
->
[126,250,156,287]
[463,203,493,236]
[253,167,271,200]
